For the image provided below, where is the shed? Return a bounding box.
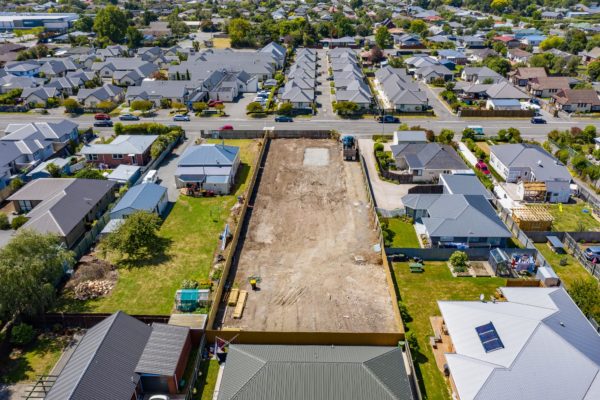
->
[536,266,560,287]
[110,183,168,219]
[489,248,511,276]
[175,289,210,312]
[107,165,141,186]
[511,207,553,231]
[135,323,192,394]
[26,158,71,180]
[168,313,207,345]
[546,235,565,254]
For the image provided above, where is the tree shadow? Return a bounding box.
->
[231,163,251,195]
[116,236,173,269]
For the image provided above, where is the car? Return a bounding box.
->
[275,116,293,122]
[94,113,111,120]
[377,115,399,123]
[475,160,490,175]
[253,97,267,104]
[208,99,224,107]
[93,120,113,127]
[119,113,139,121]
[531,117,546,124]
[466,125,485,136]
[257,91,269,98]
[143,169,158,184]
[584,246,600,261]
[148,396,169,400]
[173,114,190,121]
[220,124,234,130]
[529,98,540,105]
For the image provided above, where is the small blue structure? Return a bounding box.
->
[175,289,210,311]
[110,183,168,220]
[107,165,141,186]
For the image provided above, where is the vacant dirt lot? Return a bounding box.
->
[223,139,398,333]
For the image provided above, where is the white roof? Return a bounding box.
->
[439,287,600,400]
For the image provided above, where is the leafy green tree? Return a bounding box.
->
[332,101,359,116]
[588,60,600,81]
[228,18,253,47]
[93,5,128,44]
[490,0,509,12]
[583,125,597,143]
[484,56,511,76]
[142,9,158,26]
[409,20,427,34]
[566,29,587,54]
[569,279,600,319]
[96,101,116,113]
[462,128,476,141]
[387,57,404,68]
[192,102,208,112]
[277,102,293,116]
[10,323,35,346]
[572,154,589,173]
[74,168,106,180]
[450,251,468,273]
[246,102,264,114]
[126,26,144,49]
[11,215,28,230]
[63,98,81,113]
[101,211,162,260]
[73,15,94,32]
[375,26,391,49]
[9,177,23,191]
[540,36,566,51]
[0,213,9,230]
[130,99,153,112]
[437,129,455,144]
[46,163,61,178]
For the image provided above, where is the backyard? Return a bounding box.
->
[384,217,420,248]
[56,139,260,315]
[535,243,592,289]
[194,359,220,400]
[393,261,505,400]
[547,202,600,232]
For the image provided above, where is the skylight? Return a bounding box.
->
[475,322,504,353]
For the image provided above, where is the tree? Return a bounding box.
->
[73,15,94,32]
[93,5,128,44]
[588,60,600,81]
[368,46,385,63]
[11,215,27,230]
[540,36,566,51]
[9,177,23,191]
[0,230,74,322]
[126,26,144,49]
[0,213,9,230]
[387,56,404,68]
[130,100,153,112]
[170,21,190,38]
[63,98,81,113]
[46,163,61,178]
[228,18,253,47]
[484,56,511,76]
[214,103,225,114]
[438,129,455,144]
[409,20,427,34]
[74,168,106,180]
[462,128,476,141]
[572,154,589,173]
[569,279,600,319]
[375,26,391,49]
[584,125,597,143]
[490,0,509,12]
[192,102,208,113]
[449,251,468,273]
[246,102,264,114]
[566,29,587,54]
[277,102,293,116]
[332,101,359,116]
[96,101,116,113]
[101,211,162,260]
[142,9,158,26]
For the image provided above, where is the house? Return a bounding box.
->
[390,143,468,182]
[81,135,159,168]
[0,43,25,66]
[520,34,546,47]
[92,57,158,81]
[527,76,571,97]
[393,131,428,144]
[394,34,424,49]
[110,183,168,220]
[216,345,415,400]
[551,89,600,113]
[21,86,59,105]
[509,67,547,87]
[4,61,40,77]
[8,178,116,247]
[507,48,532,64]
[437,49,468,65]
[490,143,572,203]
[541,11,564,19]
[485,81,529,101]
[486,98,522,110]
[468,48,498,63]
[141,21,172,39]
[580,47,600,64]
[439,173,492,200]
[458,35,485,48]
[126,80,197,107]
[402,193,511,247]
[76,84,124,107]
[461,67,503,84]
[45,311,191,400]
[107,164,141,186]
[436,287,600,400]
[493,35,521,48]
[175,143,240,194]
[415,64,453,83]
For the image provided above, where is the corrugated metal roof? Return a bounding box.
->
[217,345,414,400]
[110,183,166,216]
[135,323,190,376]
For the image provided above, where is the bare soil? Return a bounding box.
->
[223,139,398,333]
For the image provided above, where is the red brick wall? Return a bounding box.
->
[171,331,193,394]
[88,150,151,168]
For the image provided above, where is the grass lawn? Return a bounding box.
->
[384,218,420,248]
[0,334,69,384]
[56,139,260,315]
[393,261,505,400]
[475,141,490,155]
[194,359,220,400]
[535,244,592,289]
[546,202,600,232]
[212,38,231,48]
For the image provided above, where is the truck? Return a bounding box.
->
[342,135,358,161]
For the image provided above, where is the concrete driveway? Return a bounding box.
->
[226,93,259,119]
[359,138,414,212]
[155,132,199,202]
[314,48,335,119]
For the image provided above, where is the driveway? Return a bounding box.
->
[419,82,456,120]
[226,93,258,119]
[359,139,414,212]
[314,48,335,119]
[156,132,199,202]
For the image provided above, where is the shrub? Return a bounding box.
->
[246,101,264,114]
[398,301,412,323]
[449,251,468,273]
[0,213,9,230]
[11,215,28,230]
[192,102,208,112]
[95,101,116,113]
[374,142,384,152]
[181,279,199,289]
[406,331,419,353]
[63,98,81,113]
[130,99,153,112]
[277,102,293,116]
[9,177,24,191]
[10,323,35,346]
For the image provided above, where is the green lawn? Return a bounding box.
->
[384,218,420,248]
[535,243,592,289]
[393,262,505,400]
[547,203,600,232]
[194,359,220,400]
[0,334,68,384]
[56,139,259,314]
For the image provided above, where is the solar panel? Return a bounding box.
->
[475,322,504,353]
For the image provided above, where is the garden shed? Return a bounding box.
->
[175,289,210,312]
[511,206,553,231]
[546,235,565,254]
[489,248,511,276]
[536,266,560,287]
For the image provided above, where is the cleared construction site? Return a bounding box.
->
[220,138,399,333]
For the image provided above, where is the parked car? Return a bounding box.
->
[143,169,158,184]
[208,99,223,107]
[119,113,139,121]
[275,116,293,122]
[256,92,269,99]
[93,120,113,127]
[475,160,490,175]
[173,114,190,121]
[466,125,485,136]
[584,246,600,261]
[377,115,399,123]
[531,116,547,124]
[220,124,234,130]
[94,113,111,120]
[253,97,267,104]
[148,396,169,400]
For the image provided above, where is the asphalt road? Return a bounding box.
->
[0,112,597,140]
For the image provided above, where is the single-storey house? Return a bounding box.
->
[486,98,522,110]
[402,193,511,247]
[509,67,547,87]
[390,143,468,182]
[8,178,116,247]
[551,89,600,113]
[439,173,492,201]
[110,183,168,220]
[76,83,124,107]
[175,143,240,194]
[527,76,571,98]
[81,135,159,168]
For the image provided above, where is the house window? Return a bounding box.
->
[88,154,98,161]
[112,154,123,159]
[18,200,33,212]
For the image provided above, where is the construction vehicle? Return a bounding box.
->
[342,135,358,161]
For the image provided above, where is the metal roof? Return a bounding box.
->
[439,174,492,200]
[490,143,572,182]
[178,144,239,167]
[217,345,415,400]
[81,135,158,155]
[45,311,152,400]
[110,183,166,216]
[135,323,190,376]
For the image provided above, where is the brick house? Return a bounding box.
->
[551,89,600,113]
[81,135,158,168]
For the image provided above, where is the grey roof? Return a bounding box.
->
[107,164,141,182]
[111,183,166,216]
[402,193,511,238]
[8,178,115,237]
[179,144,239,167]
[485,81,529,99]
[391,143,467,171]
[135,323,189,376]
[81,135,158,155]
[46,311,152,400]
[217,345,415,400]
[439,174,492,200]
[439,287,600,400]
[490,143,572,182]
[394,131,427,143]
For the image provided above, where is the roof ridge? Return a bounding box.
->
[361,350,401,400]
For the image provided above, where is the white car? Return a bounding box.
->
[148,396,169,400]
